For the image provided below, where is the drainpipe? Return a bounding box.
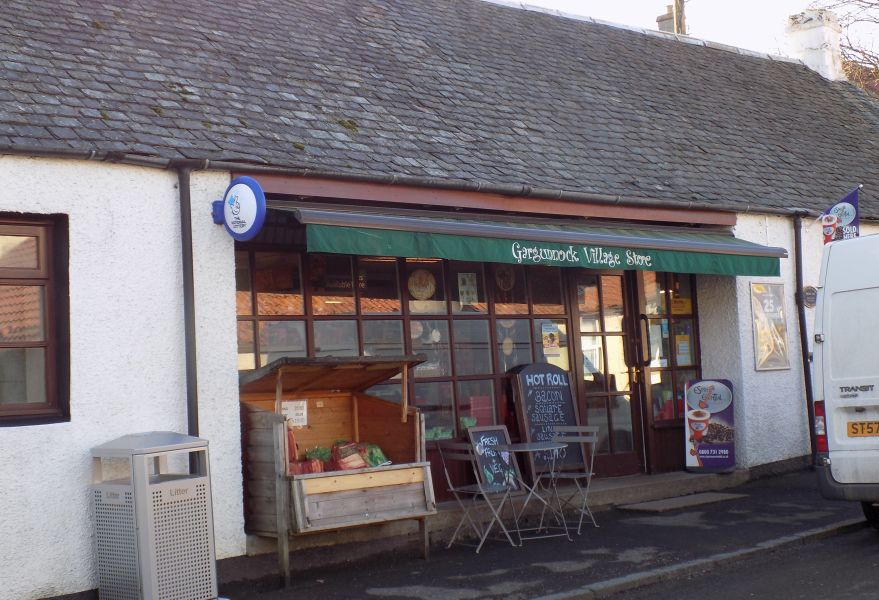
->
[174,161,203,438]
[793,212,817,467]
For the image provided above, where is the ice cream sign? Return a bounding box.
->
[684,379,735,472]
[211,176,267,241]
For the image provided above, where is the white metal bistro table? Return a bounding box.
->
[496,441,572,543]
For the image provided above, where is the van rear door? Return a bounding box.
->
[816,236,879,489]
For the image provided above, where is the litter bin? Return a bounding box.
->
[91,431,218,600]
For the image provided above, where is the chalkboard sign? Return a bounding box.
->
[467,426,519,490]
[511,363,583,475]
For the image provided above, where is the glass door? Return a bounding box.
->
[571,271,644,476]
[635,272,701,473]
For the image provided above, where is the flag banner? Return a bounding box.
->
[822,187,860,244]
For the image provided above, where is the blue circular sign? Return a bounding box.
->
[222,176,266,241]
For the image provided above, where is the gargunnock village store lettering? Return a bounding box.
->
[511,242,654,270]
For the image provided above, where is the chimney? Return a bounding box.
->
[657,5,674,33]
[786,9,846,81]
[656,1,685,35]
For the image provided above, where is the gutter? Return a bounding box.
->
[0,144,817,218]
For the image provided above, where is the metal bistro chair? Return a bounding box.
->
[437,440,520,553]
[540,425,600,535]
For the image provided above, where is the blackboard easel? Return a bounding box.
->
[510,363,584,478]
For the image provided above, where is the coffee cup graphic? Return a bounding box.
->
[687,408,711,441]
[821,213,839,243]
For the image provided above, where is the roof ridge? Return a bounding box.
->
[481,0,804,67]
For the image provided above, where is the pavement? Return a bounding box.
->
[217,467,868,600]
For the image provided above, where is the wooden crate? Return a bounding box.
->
[239,355,436,587]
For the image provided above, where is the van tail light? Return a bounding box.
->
[814,401,828,453]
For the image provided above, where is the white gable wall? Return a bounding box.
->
[0,157,243,600]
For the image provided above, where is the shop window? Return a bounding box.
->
[530,266,565,314]
[495,319,532,373]
[259,321,307,363]
[493,264,527,314]
[358,257,401,314]
[577,276,601,332]
[412,320,451,377]
[601,275,625,331]
[643,271,666,315]
[534,318,570,370]
[0,219,68,424]
[235,250,252,315]
[449,262,487,314]
[452,319,492,376]
[237,322,256,370]
[254,252,303,315]
[406,259,446,314]
[362,320,404,357]
[457,379,495,431]
[310,254,355,315]
[313,320,358,357]
[415,381,454,440]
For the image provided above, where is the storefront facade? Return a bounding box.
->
[232,188,785,481]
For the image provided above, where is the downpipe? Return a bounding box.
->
[793,213,817,467]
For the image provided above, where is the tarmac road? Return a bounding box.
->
[218,470,865,600]
[606,525,879,600]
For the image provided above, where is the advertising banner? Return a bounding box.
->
[684,379,735,472]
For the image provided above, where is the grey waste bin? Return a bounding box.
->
[91,431,218,600]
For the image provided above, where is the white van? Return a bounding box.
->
[813,234,879,526]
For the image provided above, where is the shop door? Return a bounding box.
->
[633,272,701,473]
[570,271,644,476]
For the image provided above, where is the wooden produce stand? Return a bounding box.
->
[239,355,436,587]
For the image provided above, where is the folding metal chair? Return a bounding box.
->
[540,425,599,535]
[436,440,520,553]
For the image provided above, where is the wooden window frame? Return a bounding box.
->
[0,217,68,424]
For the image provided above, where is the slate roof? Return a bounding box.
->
[2,0,879,216]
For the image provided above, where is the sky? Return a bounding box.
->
[518,0,833,56]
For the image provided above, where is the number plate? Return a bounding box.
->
[848,421,879,437]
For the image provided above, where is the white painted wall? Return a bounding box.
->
[699,214,879,469]
[0,157,241,600]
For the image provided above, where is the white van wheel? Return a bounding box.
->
[861,502,879,529]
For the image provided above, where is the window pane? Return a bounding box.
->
[643,272,666,315]
[313,320,358,357]
[358,257,401,314]
[237,321,255,370]
[671,274,694,315]
[610,394,634,452]
[255,252,303,315]
[586,395,610,454]
[534,319,569,370]
[650,371,675,420]
[259,320,307,364]
[676,369,699,419]
[672,319,695,366]
[406,260,446,314]
[415,381,454,440]
[578,276,600,332]
[366,383,402,404]
[0,285,44,342]
[450,262,487,314]
[496,319,532,373]
[606,334,630,392]
[235,251,252,316]
[457,380,495,431]
[531,266,564,314]
[362,320,404,357]
[493,264,528,314]
[310,254,355,315]
[453,319,492,376]
[0,235,38,269]
[0,348,46,404]
[647,318,670,367]
[601,275,624,332]
[581,335,604,393]
[412,320,451,377]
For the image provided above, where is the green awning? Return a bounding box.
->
[273,204,787,277]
